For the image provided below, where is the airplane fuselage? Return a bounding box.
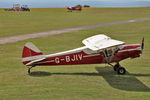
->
[34,44,142,66]
[67,7,82,11]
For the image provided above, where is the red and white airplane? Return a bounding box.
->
[22,34,144,75]
[67,6,82,12]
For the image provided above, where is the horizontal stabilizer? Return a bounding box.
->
[25,57,46,66]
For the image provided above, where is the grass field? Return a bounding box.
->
[0,8,150,100]
[0,7,150,37]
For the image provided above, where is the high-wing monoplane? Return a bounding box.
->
[22,34,144,75]
[67,6,82,12]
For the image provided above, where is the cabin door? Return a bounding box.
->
[103,47,117,63]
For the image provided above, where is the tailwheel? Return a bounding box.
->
[28,68,31,74]
[117,67,126,75]
[28,65,35,74]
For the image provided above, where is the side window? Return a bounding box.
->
[99,47,119,58]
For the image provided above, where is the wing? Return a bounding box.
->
[82,34,125,51]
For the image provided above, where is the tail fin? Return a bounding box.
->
[22,42,45,66]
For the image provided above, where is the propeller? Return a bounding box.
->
[141,37,144,50]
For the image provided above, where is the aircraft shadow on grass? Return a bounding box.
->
[30,66,150,92]
[95,67,150,92]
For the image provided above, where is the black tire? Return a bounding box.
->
[117,67,126,75]
[113,64,119,71]
[28,68,31,74]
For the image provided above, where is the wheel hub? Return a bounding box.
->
[119,69,124,73]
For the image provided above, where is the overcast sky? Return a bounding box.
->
[0,0,150,8]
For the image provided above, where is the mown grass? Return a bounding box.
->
[0,18,150,99]
[0,7,150,37]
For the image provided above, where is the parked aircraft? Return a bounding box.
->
[22,34,144,75]
[67,6,82,12]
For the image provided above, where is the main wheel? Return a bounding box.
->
[113,64,120,71]
[117,67,126,75]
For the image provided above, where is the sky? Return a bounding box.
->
[0,0,150,8]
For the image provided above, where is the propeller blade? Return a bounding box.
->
[141,37,144,50]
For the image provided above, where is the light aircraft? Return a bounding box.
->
[22,34,144,75]
[67,6,82,12]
